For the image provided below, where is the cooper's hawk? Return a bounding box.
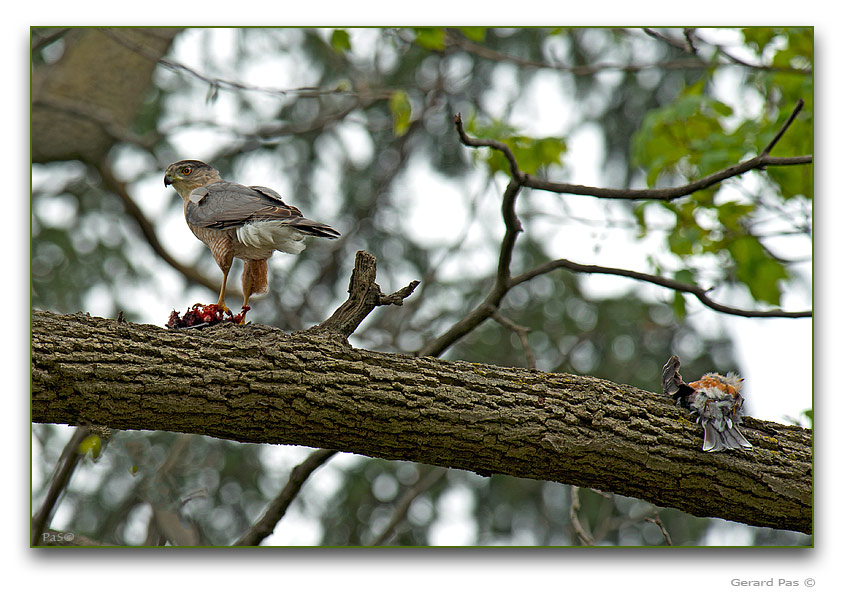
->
[662,356,753,452]
[164,160,340,318]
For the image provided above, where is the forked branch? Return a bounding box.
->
[424,102,812,359]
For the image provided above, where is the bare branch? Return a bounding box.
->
[31,427,92,545]
[487,306,537,369]
[439,101,813,343]
[642,28,692,54]
[682,28,698,55]
[449,29,810,76]
[646,512,674,546]
[761,99,805,156]
[510,258,811,318]
[416,178,521,357]
[234,449,337,546]
[522,153,811,201]
[369,466,447,546]
[304,250,420,341]
[569,486,594,546]
[453,113,523,182]
[452,103,811,202]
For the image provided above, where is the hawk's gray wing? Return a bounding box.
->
[186,181,340,238]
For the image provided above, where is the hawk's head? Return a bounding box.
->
[164,160,222,198]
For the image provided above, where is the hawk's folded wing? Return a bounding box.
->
[186,181,339,238]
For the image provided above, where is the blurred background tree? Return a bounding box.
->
[31,27,812,546]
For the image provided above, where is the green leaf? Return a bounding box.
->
[716,201,755,231]
[741,27,784,55]
[389,90,412,136]
[672,291,687,320]
[671,269,696,319]
[727,236,789,305]
[632,203,648,237]
[466,118,566,176]
[413,28,446,51]
[329,29,352,53]
[674,268,696,285]
[78,434,102,459]
[667,226,699,256]
[710,100,734,118]
[505,136,567,175]
[632,84,749,187]
[458,27,486,42]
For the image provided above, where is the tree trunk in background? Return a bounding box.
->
[32,27,182,163]
[31,310,812,534]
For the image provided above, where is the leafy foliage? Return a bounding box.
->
[630,29,812,307]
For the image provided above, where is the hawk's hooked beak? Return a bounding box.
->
[164,173,174,187]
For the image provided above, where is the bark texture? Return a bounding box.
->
[31,310,812,534]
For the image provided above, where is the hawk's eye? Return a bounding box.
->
[182,167,192,175]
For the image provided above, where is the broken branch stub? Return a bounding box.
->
[304,250,419,341]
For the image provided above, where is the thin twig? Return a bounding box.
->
[369,466,447,546]
[234,448,337,546]
[569,486,594,546]
[102,28,365,101]
[453,105,810,203]
[487,306,537,369]
[643,28,692,53]
[448,29,809,76]
[683,29,698,55]
[31,427,91,546]
[761,99,805,156]
[453,113,523,182]
[646,512,674,546]
[455,101,812,209]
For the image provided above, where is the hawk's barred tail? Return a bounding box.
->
[289,218,341,239]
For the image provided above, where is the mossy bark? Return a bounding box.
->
[31,310,812,534]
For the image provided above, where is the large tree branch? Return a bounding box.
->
[31,310,812,534]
